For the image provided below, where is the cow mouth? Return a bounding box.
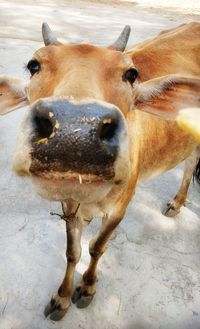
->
[28,168,114,203]
[29,156,115,183]
[30,170,109,184]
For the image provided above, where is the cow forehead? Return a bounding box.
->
[33,44,133,69]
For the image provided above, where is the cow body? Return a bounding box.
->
[1,22,200,320]
[129,22,200,179]
[127,22,200,215]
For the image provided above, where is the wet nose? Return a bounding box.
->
[31,103,56,139]
[32,101,120,148]
[30,99,125,176]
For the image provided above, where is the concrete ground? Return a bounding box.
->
[121,0,200,14]
[0,1,200,329]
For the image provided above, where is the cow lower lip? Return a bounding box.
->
[29,170,110,183]
[29,170,113,203]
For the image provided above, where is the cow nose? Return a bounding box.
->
[30,99,126,177]
[31,104,55,139]
[98,116,119,149]
[32,102,119,146]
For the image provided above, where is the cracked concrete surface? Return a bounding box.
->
[0,1,200,328]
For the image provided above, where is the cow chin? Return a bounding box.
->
[13,140,130,204]
[30,172,114,203]
[13,153,115,203]
[29,150,130,202]
[13,153,130,203]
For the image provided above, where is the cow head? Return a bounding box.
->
[4,24,137,203]
[1,24,200,203]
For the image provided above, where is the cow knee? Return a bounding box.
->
[89,239,106,259]
[66,247,81,264]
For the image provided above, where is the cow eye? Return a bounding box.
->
[27,59,41,76]
[123,68,138,84]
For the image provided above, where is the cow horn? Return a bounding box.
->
[42,22,60,46]
[109,25,131,51]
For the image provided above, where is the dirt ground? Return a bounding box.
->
[0,1,200,329]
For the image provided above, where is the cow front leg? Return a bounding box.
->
[163,146,200,217]
[72,214,121,309]
[44,201,82,321]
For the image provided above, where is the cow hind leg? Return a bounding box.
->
[44,202,82,321]
[163,146,200,217]
[72,215,121,309]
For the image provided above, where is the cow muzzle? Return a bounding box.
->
[13,98,130,202]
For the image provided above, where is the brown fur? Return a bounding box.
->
[0,77,27,114]
[126,22,200,81]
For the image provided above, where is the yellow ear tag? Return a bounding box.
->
[176,108,200,142]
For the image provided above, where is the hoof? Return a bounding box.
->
[72,286,94,308]
[44,300,55,317]
[162,202,180,217]
[49,309,67,321]
[44,297,68,321]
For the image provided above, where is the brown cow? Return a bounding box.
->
[0,22,200,320]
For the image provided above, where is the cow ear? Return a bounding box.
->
[133,75,200,120]
[0,76,29,115]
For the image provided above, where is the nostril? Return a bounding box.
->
[99,118,118,142]
[33,112,54,139]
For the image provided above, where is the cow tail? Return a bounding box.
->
[194,158,200,185]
